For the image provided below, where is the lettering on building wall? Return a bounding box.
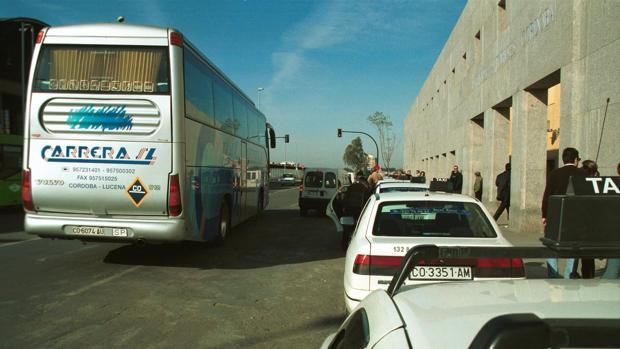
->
[474,7,555,86]
[526,8,554,41]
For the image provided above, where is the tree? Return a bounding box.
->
[367,111,397,172]
[342,137,368,172]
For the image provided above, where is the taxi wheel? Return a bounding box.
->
[215,202,230,244]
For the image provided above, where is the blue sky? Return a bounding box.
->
[4,0,466,168]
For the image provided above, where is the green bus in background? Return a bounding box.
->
[0,134,23,207]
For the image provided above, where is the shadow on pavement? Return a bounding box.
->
[104,209,344,269]
[209,314,345,349]
[0,207,24,234]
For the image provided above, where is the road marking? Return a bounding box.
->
[65,266,141,297]
[0,237,41,248]
[270,187,297,195]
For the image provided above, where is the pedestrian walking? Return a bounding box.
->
[542,147,585,278]
[473,171,483,200]
[493,163,511,221]
[367,164,383,188]
[449,165,463,193]
[340,173,371,250]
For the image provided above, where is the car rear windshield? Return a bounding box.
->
[304,171,324,188]
[33,45,170,94]
[325,172,337,188]
[373,201,497,238]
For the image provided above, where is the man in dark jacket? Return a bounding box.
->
[493,163,511,221]
[339,173,370,250]
[449,165,463,193]
[542,147,585,278]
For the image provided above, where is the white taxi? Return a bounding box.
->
[342,191,521,312]
[374,180,429,194]
[322,278,620,349]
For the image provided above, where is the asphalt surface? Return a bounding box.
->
[1,189,604,348]
[0,188,345,349]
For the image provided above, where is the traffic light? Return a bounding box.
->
[284,134,290,143]
[337,128,342,137]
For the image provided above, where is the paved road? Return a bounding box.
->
[0,188,345,349]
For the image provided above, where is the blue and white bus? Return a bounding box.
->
[23,23,276,243]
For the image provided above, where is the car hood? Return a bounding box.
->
[395,279,620,349]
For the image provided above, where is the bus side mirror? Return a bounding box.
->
[269,128,276,148]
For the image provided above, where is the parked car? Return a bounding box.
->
[278,173,296,186]
[338,191,521,312]
[323,176,620,349]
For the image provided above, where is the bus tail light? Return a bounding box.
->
[170,32,183,47]
[22,169,35,212]
[168,174,182,216]
[36,30,45,44]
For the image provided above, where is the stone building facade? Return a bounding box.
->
[403,0,620,233]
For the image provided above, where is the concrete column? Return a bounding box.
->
[511,89,548,234]
[469,120,484,197]
[483,108,511,203]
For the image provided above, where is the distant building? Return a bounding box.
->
[0,17,48,135]
[403,1,619,233]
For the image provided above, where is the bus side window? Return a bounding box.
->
[213,80,233,132]
[233,96,248,139]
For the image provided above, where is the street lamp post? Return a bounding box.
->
[337,128,380,169]
[257,87,264,110]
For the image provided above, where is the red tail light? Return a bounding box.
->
[168,174,182,216]
[170,32,183,47]
[352,254,524,278]
[36,30,45,44]
[475,258,524,278]
[353,254,403,275]
[299,184,303,192]
[22,169,35,212]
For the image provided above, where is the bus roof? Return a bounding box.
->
[45,23,169,39]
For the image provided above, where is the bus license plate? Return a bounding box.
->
[112,228,128,237]
[71,226,104,236]
[410,266,472,280]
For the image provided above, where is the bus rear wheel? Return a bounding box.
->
[215,201,230,244]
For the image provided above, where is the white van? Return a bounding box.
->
[298,168,350,216]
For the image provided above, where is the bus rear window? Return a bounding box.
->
[33,45,170,94]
